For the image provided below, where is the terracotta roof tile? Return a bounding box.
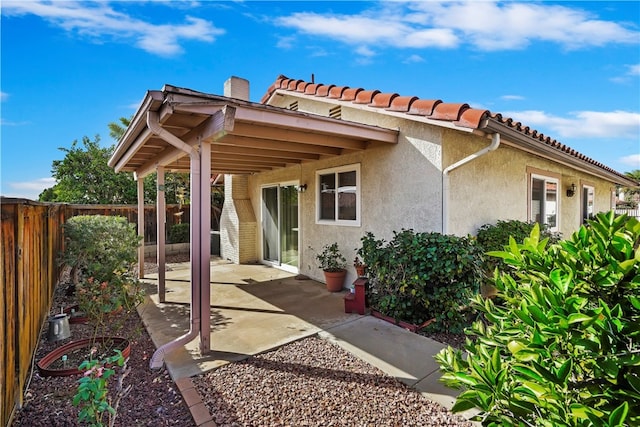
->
[287,79,303,90]
[295,81,310,92]
[456,108,490,129]
[387,96,419,112]
[354,89,380,104]
[328,86,348,99]
[260,74,631,183]
[407,99,442,116]
[431,103,470,121]
[341,87,363,101]
[304,83,321,95]
[316,84,335,97]
[371,92,399,108]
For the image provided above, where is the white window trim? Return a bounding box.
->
[315,163,361,227]
[582,183,595,222]
[529,173,560,232]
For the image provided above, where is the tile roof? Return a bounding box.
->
[261,74,633,184]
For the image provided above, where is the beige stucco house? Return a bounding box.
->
[109,74,637,363]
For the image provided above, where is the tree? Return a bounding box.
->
[107,116,192,205]
[620,169,640,207]
[39,136,137,204]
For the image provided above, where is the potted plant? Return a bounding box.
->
[316,242,347,292]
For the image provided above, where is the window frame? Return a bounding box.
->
[527,169,561,232]
[315,163,361,227]
[581,182,595,223]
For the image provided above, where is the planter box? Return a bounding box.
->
[370,309,435,333]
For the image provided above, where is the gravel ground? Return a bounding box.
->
[192,336,472,427]
[10,264,194,427]
[13,255,472,426]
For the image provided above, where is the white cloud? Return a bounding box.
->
[619,154,640,168]
[355,46,376,57]
[275,2,638,52]
[611,63,640,83]
[3,177,56,200]
[0,92,8,102]
[403,54,425,64]
[501,95,525,101]
[503,110,640,140]
[276,35,295,49]
[2,1,224,57]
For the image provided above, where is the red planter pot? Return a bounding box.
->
[37,337,131,377]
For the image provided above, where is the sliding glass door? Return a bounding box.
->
[262,184,299,271]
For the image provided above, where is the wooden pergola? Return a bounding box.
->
[108,83,398,368]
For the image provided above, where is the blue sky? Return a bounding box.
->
[2,1,639,200]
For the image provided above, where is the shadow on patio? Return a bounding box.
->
[137,259,359,379]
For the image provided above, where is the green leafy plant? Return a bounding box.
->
[73,350,131,427]
[62,215,144,331]
[315,242,347,272]
[436,212,640,426]
[167,222,190,244]
[358,229,483,332]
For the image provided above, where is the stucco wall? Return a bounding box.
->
[242,93,616,284]
[444,130,615,237]
[247,95,448,284]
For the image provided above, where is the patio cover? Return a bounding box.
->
[108,83,398,367]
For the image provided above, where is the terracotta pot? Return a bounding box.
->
[355,265,366,277]
[37,337,130,377]
[323,269,346,292]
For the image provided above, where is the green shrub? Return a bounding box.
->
[358,229,483,332]
[476,219,561,269]
[168,222,190,244]
[62,215,140,281]
[436,212,640,426]
[62,215,143,327]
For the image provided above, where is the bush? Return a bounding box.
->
[168,223,190,244]
[62,215,143,327]
[436,212,640,426]
[62,215,140,281]
[358,229,483,332]
[476,219,561,268]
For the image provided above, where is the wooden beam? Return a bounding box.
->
[216,133,343,155]
[210,144,320,161]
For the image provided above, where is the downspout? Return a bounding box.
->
[146,111,201,369]
[442,132,500,234]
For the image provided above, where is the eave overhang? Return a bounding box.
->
[108,85,399,178]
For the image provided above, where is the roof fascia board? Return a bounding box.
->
[113,127,153,173]
[233,102,398,144]
[485,120,636,186]
[109,90,163,169]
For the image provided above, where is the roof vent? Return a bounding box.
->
[329,105,342,119]
[289,101,299,111]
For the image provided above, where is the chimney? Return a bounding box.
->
[224,76,249,101]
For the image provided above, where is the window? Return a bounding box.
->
[316,164,360,226]
[582,184,595,223]
[530,173,559,231]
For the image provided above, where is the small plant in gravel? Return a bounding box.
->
[74,349,132,427]
[436,212,640,426]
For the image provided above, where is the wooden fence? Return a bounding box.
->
[0,199,205,426]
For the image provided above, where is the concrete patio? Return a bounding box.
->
[137,259,478,424]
